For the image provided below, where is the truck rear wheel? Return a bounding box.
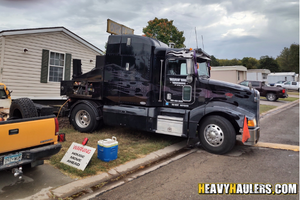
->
[266,93,277,101]
[9,98,38,119]
[198,115,236,154]
[70,103,99,133]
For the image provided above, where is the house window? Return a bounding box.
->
[49,52,65,82]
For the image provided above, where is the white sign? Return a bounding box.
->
[60,142,96,171]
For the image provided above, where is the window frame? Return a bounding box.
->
[48,51,66,83]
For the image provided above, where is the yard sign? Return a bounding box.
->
[60,142,96,171]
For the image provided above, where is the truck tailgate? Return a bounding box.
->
[0,116,58,154]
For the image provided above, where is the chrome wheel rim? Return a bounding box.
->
[203,124,224,147]
[75,110,91,128]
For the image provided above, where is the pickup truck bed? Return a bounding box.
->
[0,115,62,171]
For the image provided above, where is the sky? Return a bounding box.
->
[0,0,298,60]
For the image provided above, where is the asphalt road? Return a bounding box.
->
[93,148,299,200]
[91,104,299,200]
[259,104,299,145]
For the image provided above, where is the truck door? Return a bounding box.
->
[164,59,195,107]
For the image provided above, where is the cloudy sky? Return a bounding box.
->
[0,0,298,59]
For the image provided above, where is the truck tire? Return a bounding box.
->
[198,115,236,154]
[9,98,38,119]
[70,103,99,133]
[266,93,277,101]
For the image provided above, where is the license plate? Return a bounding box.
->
[4,153,22,165]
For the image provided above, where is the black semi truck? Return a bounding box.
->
[61,34,260,154]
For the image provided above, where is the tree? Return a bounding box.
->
[143,17,185,48]
[276,47,289,71]
[276,44,299,73]
[218,59,231,66]
[241,57,259,69]
[289,44,299,73]
[230,58,242,66]
[210,55,219,66]
[217,59,242,66]
[258,56,280,72]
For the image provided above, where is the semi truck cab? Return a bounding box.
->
[61,34,260,154]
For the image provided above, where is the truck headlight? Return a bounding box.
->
[248,118,257,128]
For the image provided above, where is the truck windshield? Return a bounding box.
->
[197,62,209,78]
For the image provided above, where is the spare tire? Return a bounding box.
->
[9,98,38,119]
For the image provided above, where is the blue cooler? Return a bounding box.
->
[97,136,118,162]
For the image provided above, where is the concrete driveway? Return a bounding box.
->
[0,163,74,200]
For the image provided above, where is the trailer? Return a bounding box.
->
[267,72,297,85]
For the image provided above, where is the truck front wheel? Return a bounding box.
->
[198,115,236,154]
[70,104,99,133]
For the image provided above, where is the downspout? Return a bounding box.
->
[0,36,5,82]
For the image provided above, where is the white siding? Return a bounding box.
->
[2,32,101,99]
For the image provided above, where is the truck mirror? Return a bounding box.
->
[186,59,194,75]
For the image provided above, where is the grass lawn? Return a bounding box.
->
[287,91,299,96]
[49,121,183,179]
[278,96,299,101]
[259,104,277,114]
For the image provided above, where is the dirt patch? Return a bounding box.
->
[57,117,72,129]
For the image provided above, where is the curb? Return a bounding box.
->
[50,140,188,199]
[48,99,299,199]
[254,142,299,152]
[260,99,299,120]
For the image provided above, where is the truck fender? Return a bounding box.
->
[188,104,206,138]
[188,102,255,138]
[68,100,102,121]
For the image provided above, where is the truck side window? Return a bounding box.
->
[182,85,192,101]
[180,63,187,75]
[167,61,188,76]
[240,81,248,86]
[167,61,181,75]
[0,89,7,99]
[251,82,259,87]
